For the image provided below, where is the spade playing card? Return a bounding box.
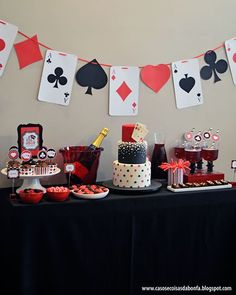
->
[109,66,140,116]
[172,59,203,109]
[38,50,77,106]
[0,20,18,77]
[225,38,236,85]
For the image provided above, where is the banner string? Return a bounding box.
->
[18,30,227,68]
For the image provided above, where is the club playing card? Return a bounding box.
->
[172,59,203,109]
[225,38,236,85]
[109,66,140,116]
[38,50,77,106]
[131,122,149,142]
[0,20,18,77]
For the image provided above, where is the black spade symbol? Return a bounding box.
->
[179,74,195,93]
[75,59,108,95]
[200,50,228,83]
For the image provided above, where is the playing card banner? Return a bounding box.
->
[109,66,140,116]
[0,20,18,77]
[38,50,77,106]
[225,38,236,85]
[172,59,203,109]
[200,50,228,83]
[75,59,108,95]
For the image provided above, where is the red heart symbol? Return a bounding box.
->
[140,64,170,93]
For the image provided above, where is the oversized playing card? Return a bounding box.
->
[109,66,140,116]
[0,20,18,77]
[38,50,77,106]
[172,59,203,109]
[225,38,236,85]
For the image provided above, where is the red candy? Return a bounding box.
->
[47,186,69,193]
[73,184,108,195]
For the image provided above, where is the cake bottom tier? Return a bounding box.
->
[113,160,151,188]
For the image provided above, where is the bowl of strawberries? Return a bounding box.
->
[46,186,70,202]
[19,188,44,204]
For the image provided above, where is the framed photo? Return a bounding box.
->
[17,124,43,158]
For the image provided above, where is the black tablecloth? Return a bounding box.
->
[0,186,236,294]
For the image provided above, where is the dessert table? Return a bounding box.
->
[0,186,236,295]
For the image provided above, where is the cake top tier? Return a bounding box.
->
[122,124,135,142]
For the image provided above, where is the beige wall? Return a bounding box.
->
[1,0,236,187]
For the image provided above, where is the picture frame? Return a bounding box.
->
[17,123,43,158]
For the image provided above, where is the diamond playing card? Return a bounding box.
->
[109,66,140,116]
[172,59,203,109]
[38,50,78,106]
[0,20,18,77]
[225,38,236,85]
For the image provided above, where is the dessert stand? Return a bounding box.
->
[1,167,61,193]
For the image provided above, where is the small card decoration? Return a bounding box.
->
[172,59,203,109]
[17,123,43,158]
[7,168,19,179]
[21,150,32,162]
[0,20,18,77]
[47,148,56,159]
[14,34,43,69]
[109,66,140,116]
[38,50,77,106]
[37,149,48,160]
[200,50,228,83]
[140,64,170,93]
[75,59,108,95]
[8,146,19,160]
[131,122,149,142]
[159,159,190,185]
[64,163,75,173]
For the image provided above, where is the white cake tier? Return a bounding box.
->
[113,160,151,188]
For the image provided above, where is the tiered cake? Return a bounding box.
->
[113,124,151,188]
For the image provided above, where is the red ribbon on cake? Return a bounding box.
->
[159,159,190,173]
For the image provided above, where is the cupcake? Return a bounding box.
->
[20,163,35,176]
[35,161,49,175]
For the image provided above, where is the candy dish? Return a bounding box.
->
[18,189,44,204]
[46,186,70,202]
[72,184,109,199]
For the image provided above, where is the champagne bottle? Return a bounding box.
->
[88,128,109,150]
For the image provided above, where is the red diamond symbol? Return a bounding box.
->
[111,75,116,80]
[116,81,132,101]
[132,102,137,108]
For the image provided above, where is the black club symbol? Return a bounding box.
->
[47,67,67,88]
[200,50,228,83]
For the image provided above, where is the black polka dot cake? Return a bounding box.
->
[113,124,151,188]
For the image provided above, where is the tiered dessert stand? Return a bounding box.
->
[1,167,61,193]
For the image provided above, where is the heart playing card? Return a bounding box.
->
[109,66,140,116]
[0,20,18,77]
[38,50,77,106]
[172,59,203,109]
[225,38,236,85]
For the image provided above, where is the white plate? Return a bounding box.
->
[167,184,232,192]
[72,189,109,199]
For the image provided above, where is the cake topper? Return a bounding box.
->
[131,122,149,142]
[8,146,19,160]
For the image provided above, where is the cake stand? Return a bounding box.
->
[1,168,61,193]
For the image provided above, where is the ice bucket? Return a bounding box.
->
[59,146,103,184]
